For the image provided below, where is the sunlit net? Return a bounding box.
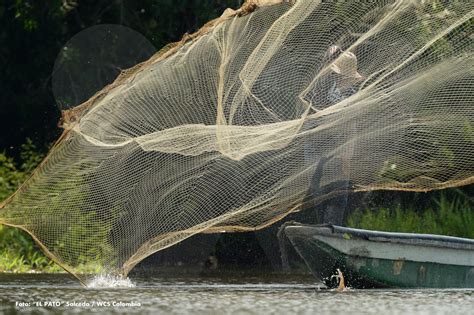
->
[1,0,473,284]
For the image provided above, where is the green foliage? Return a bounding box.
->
[0,225,62,273]
[46,181,116,273]
[19,138,44,173]
[0,153,23,202]
[1,140,115,273]
[0,140,63,272]
[347,191,474,238]
[0,138,44,201]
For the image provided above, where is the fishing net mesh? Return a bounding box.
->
[1,0,473,284]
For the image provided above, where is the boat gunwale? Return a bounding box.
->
[284,224,474,251]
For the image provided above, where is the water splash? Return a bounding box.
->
[87,274,136,288]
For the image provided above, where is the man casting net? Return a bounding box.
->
[1,0,473,284]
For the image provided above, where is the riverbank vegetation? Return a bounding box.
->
[348,190,474,239]
[0,140,62,272]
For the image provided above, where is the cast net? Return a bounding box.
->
[1,0,473,284]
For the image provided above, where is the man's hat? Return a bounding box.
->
[331,51,363,79]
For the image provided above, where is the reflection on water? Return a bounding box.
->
[0,273,473,315]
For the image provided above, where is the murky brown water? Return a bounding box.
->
[0,273,472,314]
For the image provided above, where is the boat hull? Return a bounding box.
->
[285,225,474,288]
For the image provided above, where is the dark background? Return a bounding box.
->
[0,0,243,157]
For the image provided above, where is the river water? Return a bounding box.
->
[0,273,472,314]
